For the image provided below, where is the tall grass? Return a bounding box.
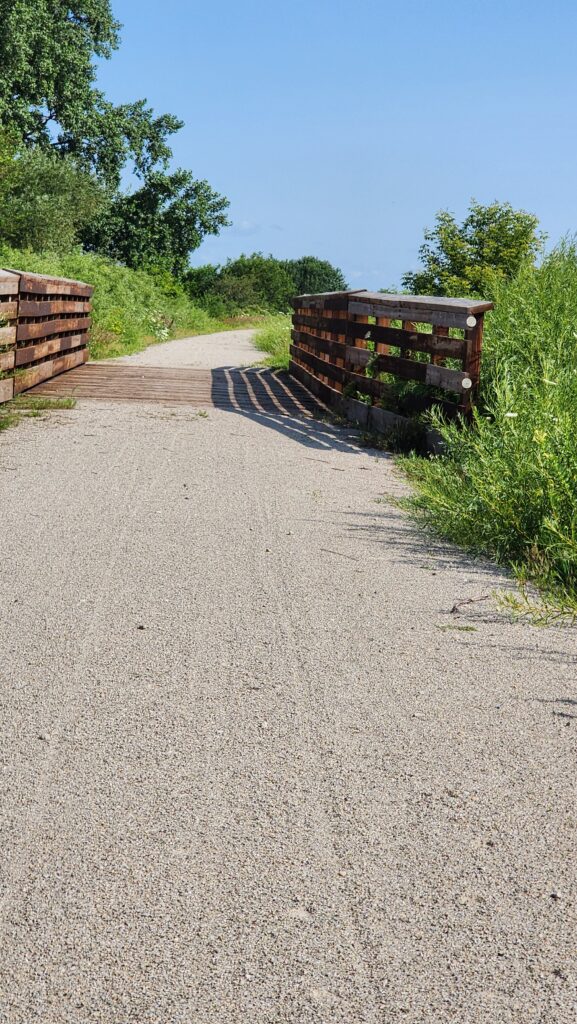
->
[0,245,225,359]
[253,312,291,369]
[404,240,577,614]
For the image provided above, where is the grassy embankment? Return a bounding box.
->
[0,245,262,361]
[403,242,577,618]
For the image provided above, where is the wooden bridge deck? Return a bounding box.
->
[28,363,328,417]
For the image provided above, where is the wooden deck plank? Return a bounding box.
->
[26,363,326,416]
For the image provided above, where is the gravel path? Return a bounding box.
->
[0,331,576,1022]
[111,328,259,369]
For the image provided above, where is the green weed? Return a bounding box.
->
[0,395,76,432]
[253,312,291,370]
[403,239,577,619]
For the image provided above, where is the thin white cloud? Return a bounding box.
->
[229,219,261,236]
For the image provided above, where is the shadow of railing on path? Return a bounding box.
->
[210,366,386,456]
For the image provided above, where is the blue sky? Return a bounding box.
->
[97,0,577,288]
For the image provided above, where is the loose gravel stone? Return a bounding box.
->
[0,331,575,1022]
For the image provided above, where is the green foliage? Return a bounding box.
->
[283,256,347,295]
[0,0,182,188]
[0,394,75,432]
[217,253,295,311]
[184,253,348,314]
[0,145,109,251]
[0,244,222,358]
[403,199,544,297]
[0,2,229,271]
[82,170,230,277]
[184,264,222,303]
[403,240,577,613]
[185,253,296,314]
[253,313,291,369]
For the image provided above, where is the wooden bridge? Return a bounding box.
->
[1,271,493,431]
[28,362,328,417]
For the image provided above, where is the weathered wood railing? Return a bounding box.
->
[289,291,493,432]
[0,269,93,404]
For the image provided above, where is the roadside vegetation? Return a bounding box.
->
[0,394,76,433]
[253,313,292,370]
[400,206,577,619]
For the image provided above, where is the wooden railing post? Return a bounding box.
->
[0,271,19,404]
[462,314,485,411]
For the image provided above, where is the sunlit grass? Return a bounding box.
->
[253,313,291,370]
[403,240,577,619]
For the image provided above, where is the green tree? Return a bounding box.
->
[402,199,544,297]
[81,171,230,277]
[0,0,183,188]
[284,255,347,295]
[213,254,296,311]
[183,264,221,302]
[0,144,108,251]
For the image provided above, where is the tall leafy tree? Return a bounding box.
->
[0,1,229,268]
[284,255,347,295]
[82,171,230,278]
[403,200,544,297]
[0,143,108,251]
[0,0,182,188]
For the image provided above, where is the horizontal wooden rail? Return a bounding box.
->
[17,317,90,342]
[19,299,92,316]
[293,313,467,359]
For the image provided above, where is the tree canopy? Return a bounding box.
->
[82,171,230,277]
[402,200,544,297]
[185,254,296,312]
[184,254,348,312]
[284,256,347,295]
[0,0,181,188]
[0,143,108,251]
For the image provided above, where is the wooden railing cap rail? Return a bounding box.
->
[2,268,94,297]
[0,269,21,295]
[290,289,368,306]
[293,288,493,316]
[354,292,494,315]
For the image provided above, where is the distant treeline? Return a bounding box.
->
[184,254,347,315]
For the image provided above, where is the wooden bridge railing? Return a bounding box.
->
[0,269,93,404]
[289,290,493,424]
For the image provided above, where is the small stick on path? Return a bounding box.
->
[451,595,490,614]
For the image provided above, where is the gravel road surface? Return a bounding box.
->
[0,331,575,1023]
[111,328,258,369]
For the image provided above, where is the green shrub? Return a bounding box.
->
[403,240,577,613]
[184,253,348,316]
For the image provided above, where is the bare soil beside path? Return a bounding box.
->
[0,330,575,1023]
